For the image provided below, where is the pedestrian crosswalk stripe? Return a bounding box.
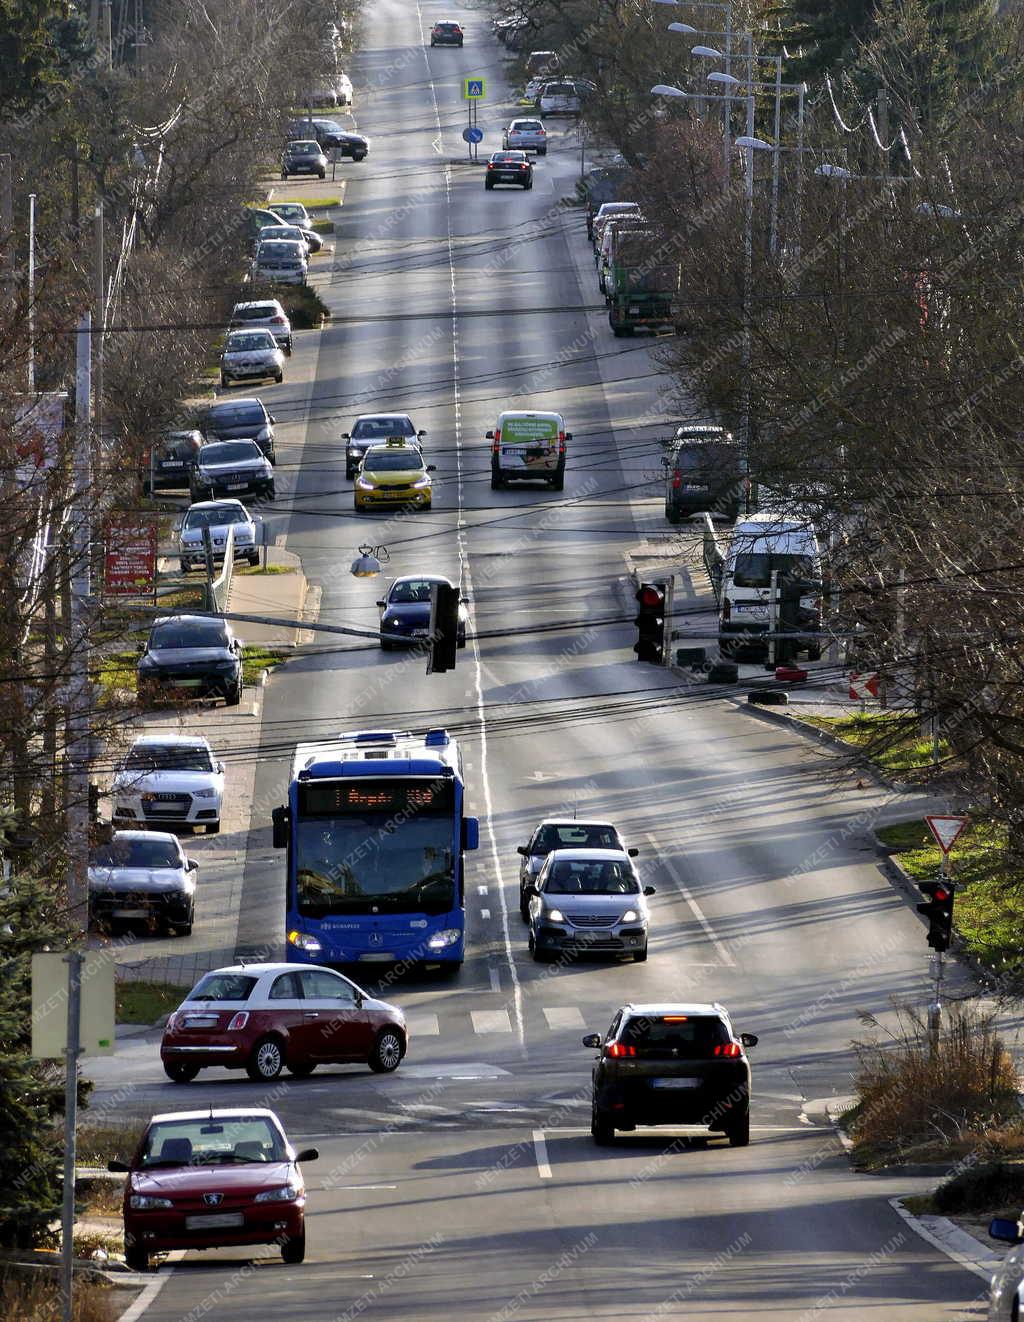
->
[542,1007,586,1030]
[471,1009,513,1034]
[406,1014,440,1036]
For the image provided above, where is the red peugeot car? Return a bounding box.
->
[160,962,408,1083]
[109,1108,317,1271]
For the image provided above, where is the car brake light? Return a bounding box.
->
[227,1012,250,1031]
[662,1016,689,1022]
[165,1012,179,1031]
[487,162,495,169]
[558,430,566,455]
[672,471,681,488]
[606,1042,636,1058]
[271,315,286,324]
[714,1042,742,1057]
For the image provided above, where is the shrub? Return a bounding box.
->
[933,1161,1024,1215]
[245,281,329,329]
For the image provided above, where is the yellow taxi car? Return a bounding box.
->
[354,439,435,512]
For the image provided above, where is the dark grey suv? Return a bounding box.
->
[662,425,746,523]
[583,1003,757,1147]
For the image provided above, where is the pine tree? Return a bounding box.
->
[0,0,92,118]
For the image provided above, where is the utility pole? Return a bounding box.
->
[67,313,92,931]
[28,193,37,391]
[0,154,13,308]
[102,2,113,67]
[93,202,104,448]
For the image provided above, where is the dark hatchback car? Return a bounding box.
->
[377,574,468,650]
[143,430,203,495]
[485,151,533,190]
[343,413,424,479]
[281,139,327,179]
[137,616,244,708]
[584,1003,758,1147]
[287,118,369,159]
[205,398,276,463]
[430,20,464,45]
[663,425,746,523]
[88,831,198,935]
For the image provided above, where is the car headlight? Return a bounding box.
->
[130,1194,173,1210]
[621,909,640,924]
[193,787,219,799]
[356,477,374,490]
[427,929,461,950]
[546,908,565,924]
[411,475,431,489]
[382,615,400,628]
[254,1183,302,1204]
[288,929,322,955]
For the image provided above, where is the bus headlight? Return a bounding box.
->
[288,930,323,955]
[427,929,460,950]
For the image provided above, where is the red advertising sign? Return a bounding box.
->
[104,516,157,596]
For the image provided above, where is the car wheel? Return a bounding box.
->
[163,1060,200,1084]
[206,819,220,834]
[368,1028,404,1073]
[519,900,530,922]
[179,559,191,573]
[806,646,822,662]
[539,147,547,156]
[171,911,193,937]
[275,371,284,383]
[525,178,533,189]
[248,552,260,566]
[549,471,565,491]
[125,1244,149,1272]
[632,944,648,963]
[490,466,504,489]
[247,1036,285,1081]
[281,172,288,180]
[284,343,293,356]
[280,1228,306,1264]
[591,1106,616,1145]
[457,632,466,649]
[220,374,229,387]
[727,1111,750,1147]
[287,1061,317,1078]
[485,180,494,190]
[224,680,242,708]
[318,170,326,179]
[346,467,356,480]
[666,505,680,524]
[380,637,393,651]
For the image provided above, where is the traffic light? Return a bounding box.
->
[428,582,461,674]
[634,582,667,664]
[917,879,955,951]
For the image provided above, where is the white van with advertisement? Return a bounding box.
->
[488,410,571,490]
[718,510,823,661]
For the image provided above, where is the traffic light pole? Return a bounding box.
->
[928,851,950,1054]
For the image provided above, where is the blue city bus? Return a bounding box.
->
[272,729,479,969]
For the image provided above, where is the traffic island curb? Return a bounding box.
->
[887,1196,999,1281]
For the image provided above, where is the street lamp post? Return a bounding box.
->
[655,0,735,170]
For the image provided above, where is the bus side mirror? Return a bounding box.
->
[462,816,479,851]
[272,805,290,849]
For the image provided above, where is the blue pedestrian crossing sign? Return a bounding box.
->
[463,78,486,100]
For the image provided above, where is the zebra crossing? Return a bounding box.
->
[405,1005,592,1039]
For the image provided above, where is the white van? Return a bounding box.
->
[488,410,571,490]
[539,81,582,117]
[718,510,822,660]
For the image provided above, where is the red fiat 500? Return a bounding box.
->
[160,962,408,1083]
[110,1108,317,1271]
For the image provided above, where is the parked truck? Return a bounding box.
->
[605,229,681,336]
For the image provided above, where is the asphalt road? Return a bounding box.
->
[88,3,987,1317]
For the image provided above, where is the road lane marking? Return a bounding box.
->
[481,907,491,919]
[543,1007,586,1030]
[471,1009,513,1034]
[646,832,735,966]
[533,1129,552,1178]
[117,1250,185,1321]
[478,885,488,895]
[405,1013,440,1036]
[488,964,501,992]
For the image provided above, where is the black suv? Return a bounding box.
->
[430,20,464,45]
[583,1003,757,1147]
[205,398,276,463]
[137,615,244,708]
[663,425,746,523]
[143,430,203,495]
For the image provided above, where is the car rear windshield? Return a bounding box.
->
[139,1115,285,1168]
[189,972,258,1002]
[733,552,815,589]
[672,444,741,472]
[621,1015,731,1057]
[209,404,265,427]
[514,121,543,131]
[362,449,423,471]
[544,859,638,894]
[352,417,414,438]
[124,743,215,772]
[200,442,262,464]
[92,838,181,869]
[149,619,230,649]
[183,506,246,529]
[160,437,197,460]
[232,304,277,321]
[533,824,620,853]
[544,84,575,96]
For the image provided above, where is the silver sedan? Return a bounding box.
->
[525,848,655,963]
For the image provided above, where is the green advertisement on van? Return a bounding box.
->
[488,410,571,491]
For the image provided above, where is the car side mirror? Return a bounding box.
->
[217,762,225,774]
[516,845,529,856]
[740,1032,758,1048]
[107,1159,130,1173]
[643,886,656,896]
[272,805,290,849]
[660,457,670,467]
[295,1148,320,1163]
[342,432,351,439]
[485,430,494,439]
[581,1034,602,1049]
[375,599,385,608]
[417,429,427,436]
[269,415,276,424]
[137,642,145,654]
[989,1217,1023,1244]
[186,859,199,872]
[627,847,639,857]
[426,464,436,473]
[564,432,573,440]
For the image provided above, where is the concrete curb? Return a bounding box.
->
[888,1195,999,1281]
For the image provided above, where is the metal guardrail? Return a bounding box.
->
[701,512,725,604]
[204,525,234,612]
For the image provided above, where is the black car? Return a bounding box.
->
[377,575,468,650]
[205,397,276,463]
[663,426,746,523]
[583,1003,757,1147]
[137,615,244,707]
[281,139,327,179]
[343,412,424,479]
[430,20,464,45]
[143,430,203,495]
[190,440,275,502]
[88,831,198,936]
[485,151,533,190]
[288,118,369,160]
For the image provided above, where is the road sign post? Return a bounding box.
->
[920,814,968,1052]
[463,78,485,162]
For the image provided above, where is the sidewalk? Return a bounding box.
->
[226,545,320,645]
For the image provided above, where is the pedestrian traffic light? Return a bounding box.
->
[634,582,667,664]
[427,582,461,674]
[916,878,955,951]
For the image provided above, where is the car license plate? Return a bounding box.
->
[628,304,641,314]
[736,604,768,617]
[113,907,149,918]
[651,1077,702,1089]
[185,1212,245,1231]
[149,801,187,813]
[184,1015,219,1028]
[498,173,516,181]
[173,679,203,688]
[411,628,429,638]
[227,482,246,490]
[162,460,184,469]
